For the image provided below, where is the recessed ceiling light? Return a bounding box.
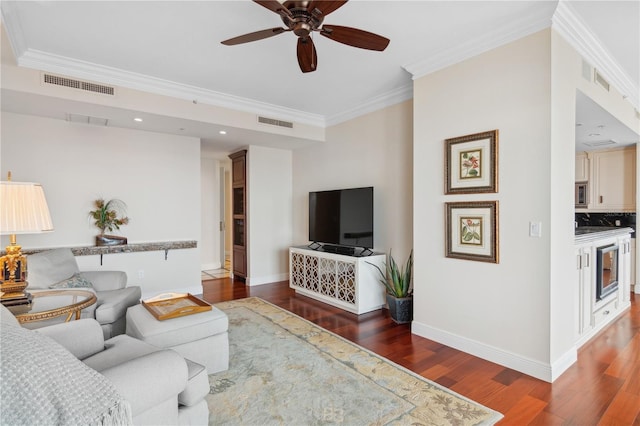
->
[589,133,601,137]
[133,117,143,122]
[219,130,227,135]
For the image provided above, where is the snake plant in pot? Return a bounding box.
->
[369,250,413,324]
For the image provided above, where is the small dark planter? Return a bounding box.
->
[386,294,413,324]
[96,235,128,246]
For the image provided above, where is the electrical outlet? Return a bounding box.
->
[138,270,144,280]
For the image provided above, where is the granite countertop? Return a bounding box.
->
[574,226,634,244]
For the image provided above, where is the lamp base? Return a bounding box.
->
[1,290,32,306]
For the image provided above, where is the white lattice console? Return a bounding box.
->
[289,247,386,314]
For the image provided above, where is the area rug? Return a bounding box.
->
[208,297,503,425]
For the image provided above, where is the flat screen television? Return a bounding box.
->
[309,186,374,250]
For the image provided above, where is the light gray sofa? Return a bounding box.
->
[0,303,210,425]
[26,248,141,338]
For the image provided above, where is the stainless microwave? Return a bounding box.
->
[575,181,588,208]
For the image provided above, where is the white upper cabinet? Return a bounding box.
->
[575,152,590,182]
[584,146,636,212]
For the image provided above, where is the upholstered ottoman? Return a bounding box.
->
[126,304,229,374]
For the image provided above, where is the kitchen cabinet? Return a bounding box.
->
[574,228,633,347]
[590,146,636,212]
[575,152,590,182]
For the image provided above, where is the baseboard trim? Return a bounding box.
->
[246,273,289,287]
[411,321,576,383]
[201,262,222,271]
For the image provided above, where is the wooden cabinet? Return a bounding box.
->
[590,147,636,212]
[229,150,247,280]
[289,247,386,314]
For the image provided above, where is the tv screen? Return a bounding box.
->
[309,187,374,249]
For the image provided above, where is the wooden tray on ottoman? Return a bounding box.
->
[142,293,211,320]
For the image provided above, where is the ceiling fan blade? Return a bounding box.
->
[320,25,389,51]
[307,1,348,17]
[221,27,288,46]
[253,0,292,18]
[297,37,317,73]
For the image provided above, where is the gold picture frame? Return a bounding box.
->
[445,130,498,194]
[445,201,499,263]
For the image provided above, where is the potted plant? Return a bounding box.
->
[369,249,413,324]
[89,198,129,246]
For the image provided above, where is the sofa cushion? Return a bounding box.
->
[95,287,141,325]
[49,272,94,289]
[178,359,209,407]
[83,334,160,372]
[27,248,80,289]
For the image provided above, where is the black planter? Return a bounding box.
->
[96,235,128,246]
[386,294,413,324]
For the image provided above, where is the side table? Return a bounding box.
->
[11,289,97,324]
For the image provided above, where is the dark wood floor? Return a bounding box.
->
[201,278,640,425]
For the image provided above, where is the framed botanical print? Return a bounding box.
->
[445,201,499,263]
[445,130,498,194]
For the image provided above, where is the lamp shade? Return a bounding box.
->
[0,181,54,235]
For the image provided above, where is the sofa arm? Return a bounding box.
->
[35,319,105,360]
[81,271,128,291]
[100,349,188,416]
[95,287,141,325]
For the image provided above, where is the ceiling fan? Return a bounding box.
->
[221,0,390,73]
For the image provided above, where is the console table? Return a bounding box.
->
[289,247,386,314]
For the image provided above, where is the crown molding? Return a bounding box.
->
[16,48,326,128]
[325,83,413,127]
[552,1,639,110]
[1,2,27,60]
[402,5,552,80]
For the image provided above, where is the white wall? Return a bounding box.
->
[1,112,202,297]
[200,155,221,270]
[247,145,293,285]
[412,30,558,381]
[292,101,414,263]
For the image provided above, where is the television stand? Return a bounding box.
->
[289,247,386,315]
[321,244,355,256]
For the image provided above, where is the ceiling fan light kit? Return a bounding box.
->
[221,0,390,73]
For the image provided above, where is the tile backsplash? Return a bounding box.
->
[575,212,636,237]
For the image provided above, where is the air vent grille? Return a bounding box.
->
[43,74,115,96]
[258,116,294,129]
[594,70,610,92]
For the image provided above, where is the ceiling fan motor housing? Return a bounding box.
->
[281,2,324,38]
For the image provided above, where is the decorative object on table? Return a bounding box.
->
[142,292,212,320]
[445,201,499,263]
[0,172,54,307]
[445,129,498,194]
[368,249,413,324]
[89,198,129,246]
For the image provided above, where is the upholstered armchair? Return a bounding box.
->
[25,248,141,338]
[0,304,210,425]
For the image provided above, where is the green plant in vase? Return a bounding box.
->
[89,198,129,246]
[369,249,413,323]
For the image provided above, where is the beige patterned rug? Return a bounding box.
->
[208,297,502,425]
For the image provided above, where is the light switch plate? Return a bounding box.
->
[529,222,542,238]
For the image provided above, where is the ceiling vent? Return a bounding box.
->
[66,113,108,126]
[43,73,115,96]
[257,116,294,129]
[594,70,610,92]
[584,139,617,148]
